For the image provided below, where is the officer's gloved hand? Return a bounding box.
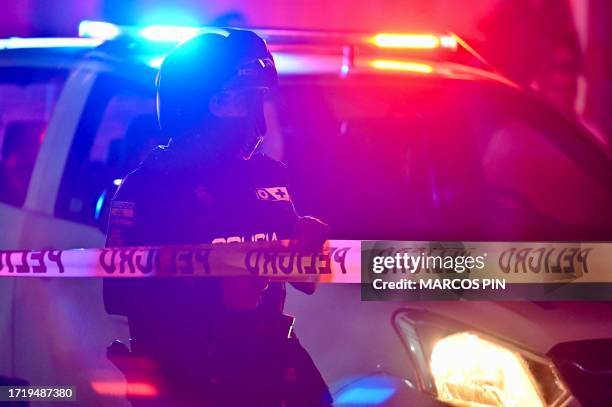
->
[295,216,330,251]
[292,216,330,295]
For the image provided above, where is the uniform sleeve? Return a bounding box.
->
[255,155,328,298]
[256,154,302,239]
[104,169,158,316]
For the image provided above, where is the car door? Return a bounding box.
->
[0,65,77,250]
[1,65,160,406]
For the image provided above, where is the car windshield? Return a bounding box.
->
[55,72,611,241]
[270,77,612,241]
[0,67,67,207]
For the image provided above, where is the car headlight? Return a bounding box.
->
[393,309,572,407]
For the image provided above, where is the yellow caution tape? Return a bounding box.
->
[0,240,361,282]
[1,241,611,284]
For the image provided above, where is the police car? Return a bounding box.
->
[0,21,611,406]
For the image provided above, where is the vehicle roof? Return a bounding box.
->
[0,37,518,89]
[0,35,607,157]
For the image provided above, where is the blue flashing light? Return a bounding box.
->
[335,386,395,405]
[334,375,401,406]
[78,20,230,43]
[79,20,120,40]
[139,9,201,28]
[94,190,107,220]
[147,56,165,68]
[139,25,201,42]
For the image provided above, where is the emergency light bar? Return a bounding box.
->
[0,37,103,49]
[139,25,201,42]
[372,33,456,50]
[77,20,493,72]
[78,20,458,50]
[370,59,434,74]
[78,21,120,40]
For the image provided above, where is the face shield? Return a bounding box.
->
[156,29,278,154]
[202,86,269,162]
[241,87,268,159]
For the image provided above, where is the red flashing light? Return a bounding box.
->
[91,381,159,398]
[370,59,434,74]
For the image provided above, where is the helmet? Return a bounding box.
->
[156,28,277,136]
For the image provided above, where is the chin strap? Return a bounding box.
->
[241,135,263,160]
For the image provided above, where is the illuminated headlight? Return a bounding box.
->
[431,332,560,406]
[394,309,572,407]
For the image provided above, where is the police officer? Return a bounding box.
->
[104,29,332,406]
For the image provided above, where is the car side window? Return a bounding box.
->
[55,73,162,227]
[275,82,431,239]
[482,118,612,230]
[0,68,66,207]
[427,87,612,239]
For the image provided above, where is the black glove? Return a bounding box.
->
[291,216,330,295]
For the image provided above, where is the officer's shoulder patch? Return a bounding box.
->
[111,201,135,210]
[255,186,291,202]
[109,201,135,225]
